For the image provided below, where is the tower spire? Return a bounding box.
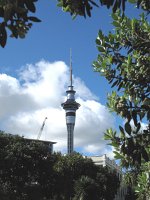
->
[70,48,73,86]
[61,51,80,154]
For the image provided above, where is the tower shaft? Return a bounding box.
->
[67,123,75,154]
[62,90,80,154]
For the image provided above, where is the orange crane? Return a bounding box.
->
[37,117,47,140]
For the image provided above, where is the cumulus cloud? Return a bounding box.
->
[0,60,114,156]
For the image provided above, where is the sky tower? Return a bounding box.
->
[61,52,80,154]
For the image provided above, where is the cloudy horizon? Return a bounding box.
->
[0,60,115,157]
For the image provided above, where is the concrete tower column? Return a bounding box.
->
[61,53,80,154]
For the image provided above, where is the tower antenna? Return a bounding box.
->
[70,48,73,86]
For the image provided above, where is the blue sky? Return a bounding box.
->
[0,1,141,101]
[0,0,113,103]
[0,1,143,156]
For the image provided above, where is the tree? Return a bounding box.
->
[134,162,150,200]
[53,152,99,200]
[92,5,150,200]
[0,131,57,200]
[124,162,150,200]
[0,0,41,47]
[58,0,150,18]
[73,176,100,200]
[0,0,149,47]
[93,10,150,168]
[95,166,120,200]
[73,167,120,200]
[54,152,119,200]
[0,132,120,199]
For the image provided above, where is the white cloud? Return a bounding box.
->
[0,60,115,156]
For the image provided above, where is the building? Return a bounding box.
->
[24,138,56,153]
[89,154,122,174]
[61,55,80,154]
[89,155,127,200]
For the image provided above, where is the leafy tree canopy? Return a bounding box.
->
[92,2,150,199]
[0,131,120,200]
[58,0,150,18]
[0,131,57,200]
[93,9,150,168]
[0,0,41,47]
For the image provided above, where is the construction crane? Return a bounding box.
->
[37,117,47,140]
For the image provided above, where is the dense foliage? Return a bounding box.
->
[58,0,150,18]
[93,5,150,200]
[0,131,120,200]
[0,0,40,47]
[93,10,150,168]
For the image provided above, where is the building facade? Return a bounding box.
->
[89,155,127,200]
[24,138,56,153]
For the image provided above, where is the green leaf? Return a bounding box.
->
[111,80,118,88]
[96,38,101,45]
[98,30,103,38]
[132,110,137,126]
[124,122,132,135]
[4,4,13,22]
[0,23,7,47]
[113,151,124,159]
[64,5,70,12]
[111,13,118,20]
[93,61,100,70]
[112,21,120,27]
[110,142,119,148]
[136,123,141,134]
[122,0,125,11]
[104,133,111,140]
[28,16,41,22]
[119,126,125,138]
[85,3,91,17]
[98,46,105,52]
[113,0,119,12]
[143,98,150,106]
[118,81,123,91]
[25,0,36,13]
[141,147,149,162]
[89,0,99,7]
[119,126,124,134]
[127,55,132,65]
[105,128,115,139]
